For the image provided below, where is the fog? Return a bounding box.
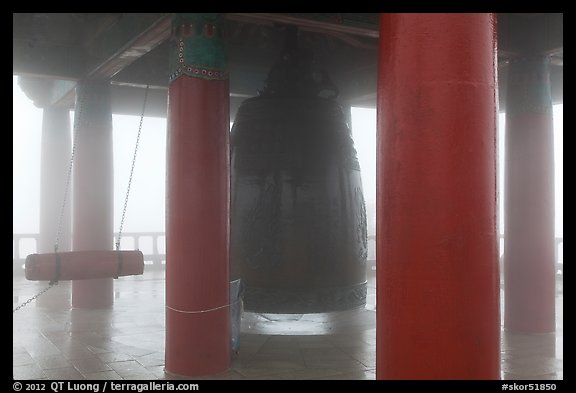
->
[13,76,563,245]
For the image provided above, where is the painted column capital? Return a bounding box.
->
[169,13,228,83]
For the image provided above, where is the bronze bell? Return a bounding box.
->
[230,29,367,313]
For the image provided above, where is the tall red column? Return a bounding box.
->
[165,13,230,377]
[71,80,114,308]
[376,13,500,379]
[504,57,555,333]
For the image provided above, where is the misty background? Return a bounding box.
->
[13,76,563,260]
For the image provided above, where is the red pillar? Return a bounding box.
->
[504,57,555,333]
[71,80,114,309]
[39,106,72,254]
[376,13,500,379]
[165,13,230,377]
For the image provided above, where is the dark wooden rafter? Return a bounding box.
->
[14,13,562,113]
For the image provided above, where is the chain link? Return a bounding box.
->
[116,85,149,250]
[13,282,57,313]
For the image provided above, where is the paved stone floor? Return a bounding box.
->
[13,269,563,380]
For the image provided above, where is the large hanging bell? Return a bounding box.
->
[230,29,368,313]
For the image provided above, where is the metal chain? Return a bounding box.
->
[116,85,149,250]
[54,88,85,253]
[13,282,57,313]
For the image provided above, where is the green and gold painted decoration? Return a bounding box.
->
[169,13,227,83]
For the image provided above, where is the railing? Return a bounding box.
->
[14,233,563,276]
[13,233,40,269]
